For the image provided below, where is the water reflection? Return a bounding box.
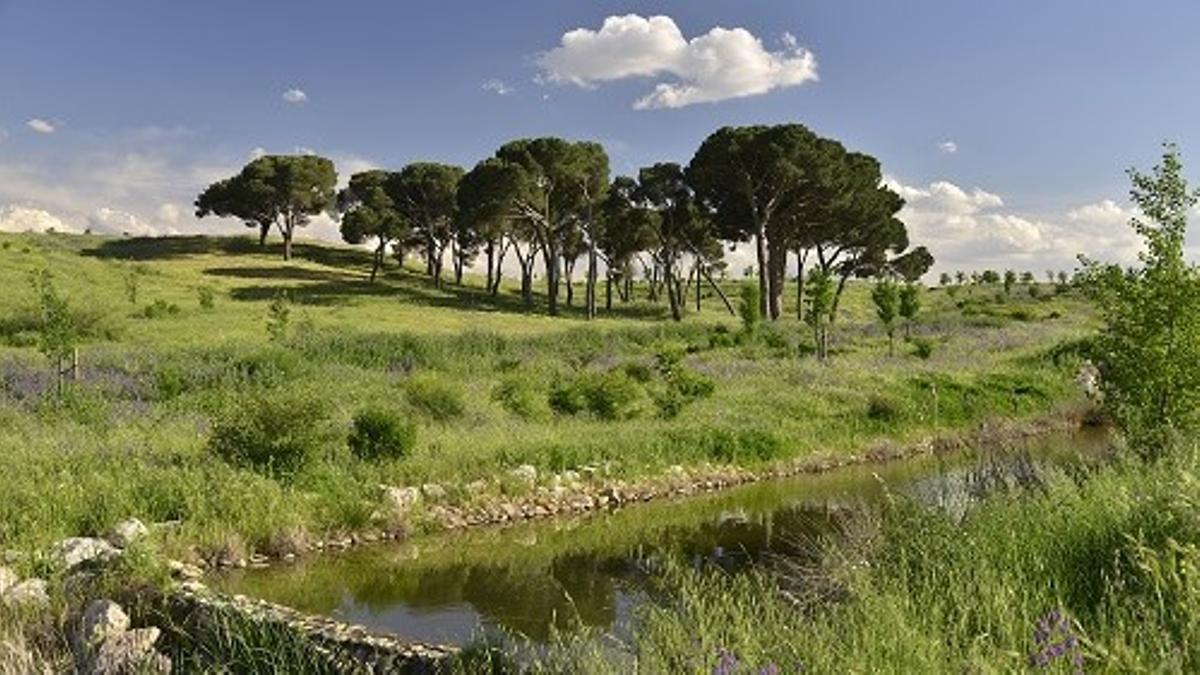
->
[214,429,1110,645]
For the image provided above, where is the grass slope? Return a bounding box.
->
[0,232,1092,560]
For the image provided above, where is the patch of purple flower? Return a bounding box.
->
[1029,608,1083,673]
[711,649,796,675]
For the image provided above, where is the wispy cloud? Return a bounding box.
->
[938,140,958,154]
[482,78,514,96]
[282,87,308,104]
[27,118,56,134]
[538,14,818,109]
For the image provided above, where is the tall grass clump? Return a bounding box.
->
[348,407,417,461]
[404,372,466,422]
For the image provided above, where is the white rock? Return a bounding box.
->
[76,600,130,654]
[382,486,421,515]
[167,560,204,581]
[0,566,16,595]
[3,578,49,608]
[510,464,537,485]
[52,537,120,571]
[91,627,169,674]
[106,518,149,548]
[421,483,447,500]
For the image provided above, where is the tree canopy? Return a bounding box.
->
[195,154,337,261]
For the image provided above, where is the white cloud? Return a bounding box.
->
[887,176,1147,274]
[249,147,267,160]
[482,79,514,95]
[938,141,958,154]
[537,14,818,109]
[27,118,56,134]
[157,203,183,225]
[88,207,174,237]
[282,87,308,104]
[0,205,79,233]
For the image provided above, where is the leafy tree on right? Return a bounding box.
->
[1080,143,1200,459]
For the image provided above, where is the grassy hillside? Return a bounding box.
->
[0,232,1093,559]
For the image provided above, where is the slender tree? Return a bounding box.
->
[872,278,900,356]
[899,282,921,339]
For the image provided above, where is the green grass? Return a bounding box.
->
[502,449,1200,673]
[0,232,1093,561]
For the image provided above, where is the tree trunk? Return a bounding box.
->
[795,250,806,321]
[766,237,787,321]
[605,271,613,311]
[485,242,495,295]
[753,225,769,319]
[695,261,702,312]
[666,262,682,322]
[258,222,270,247]
[370,240,384,283]
[564,257,575,307]
[586,243,598,320]
[282,220,294,261]
[830,270,852,324]
[541,237,560,316]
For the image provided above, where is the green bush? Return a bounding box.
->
[348,408,417,461]
[738,282,761,332]
[866,395,901,423]
[911,337,935,360]
[197,285,216,310]
[492,376,550,420]
[549,370,648,420]
[207,391,332,478]
[140,299,181,319]
[405,373,466,422]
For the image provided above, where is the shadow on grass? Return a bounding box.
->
[82,235,375,269]
[82,235,673,319]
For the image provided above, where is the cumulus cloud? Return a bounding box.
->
[482,79,514,95]
[938,141,958,154]
[27,118,56,134]
[88,207,175,237]
[887,176,1147,274]
[537,14,818,109]
[282,87,308,104]
[0,205,79,233]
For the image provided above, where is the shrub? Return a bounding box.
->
[140,299,180,319]
[549,370,648,420]
[866,395,901,423]
[266,291,291,342]
[197,285,216,310]
[492,376,550,420]
[348,408,417,461]
[620,361,655,383]
[738,282,761,333]
[911,337,935,360]
[207,391,332,478]
[405,373,465,422]
[699,428,783,464]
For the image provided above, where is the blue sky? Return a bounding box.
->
[2,0,1198,272]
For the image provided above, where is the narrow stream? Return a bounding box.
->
[212,428,1111,646]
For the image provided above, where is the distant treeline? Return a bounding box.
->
[196,124,934,321]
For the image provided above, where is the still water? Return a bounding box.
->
[213,429,1110,645]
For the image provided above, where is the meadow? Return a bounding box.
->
[0,231,1091,566]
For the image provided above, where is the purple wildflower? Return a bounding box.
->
[1029,608,1084,673]
[713,648,739,675]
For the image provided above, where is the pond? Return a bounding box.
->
[212,428,1111,646]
